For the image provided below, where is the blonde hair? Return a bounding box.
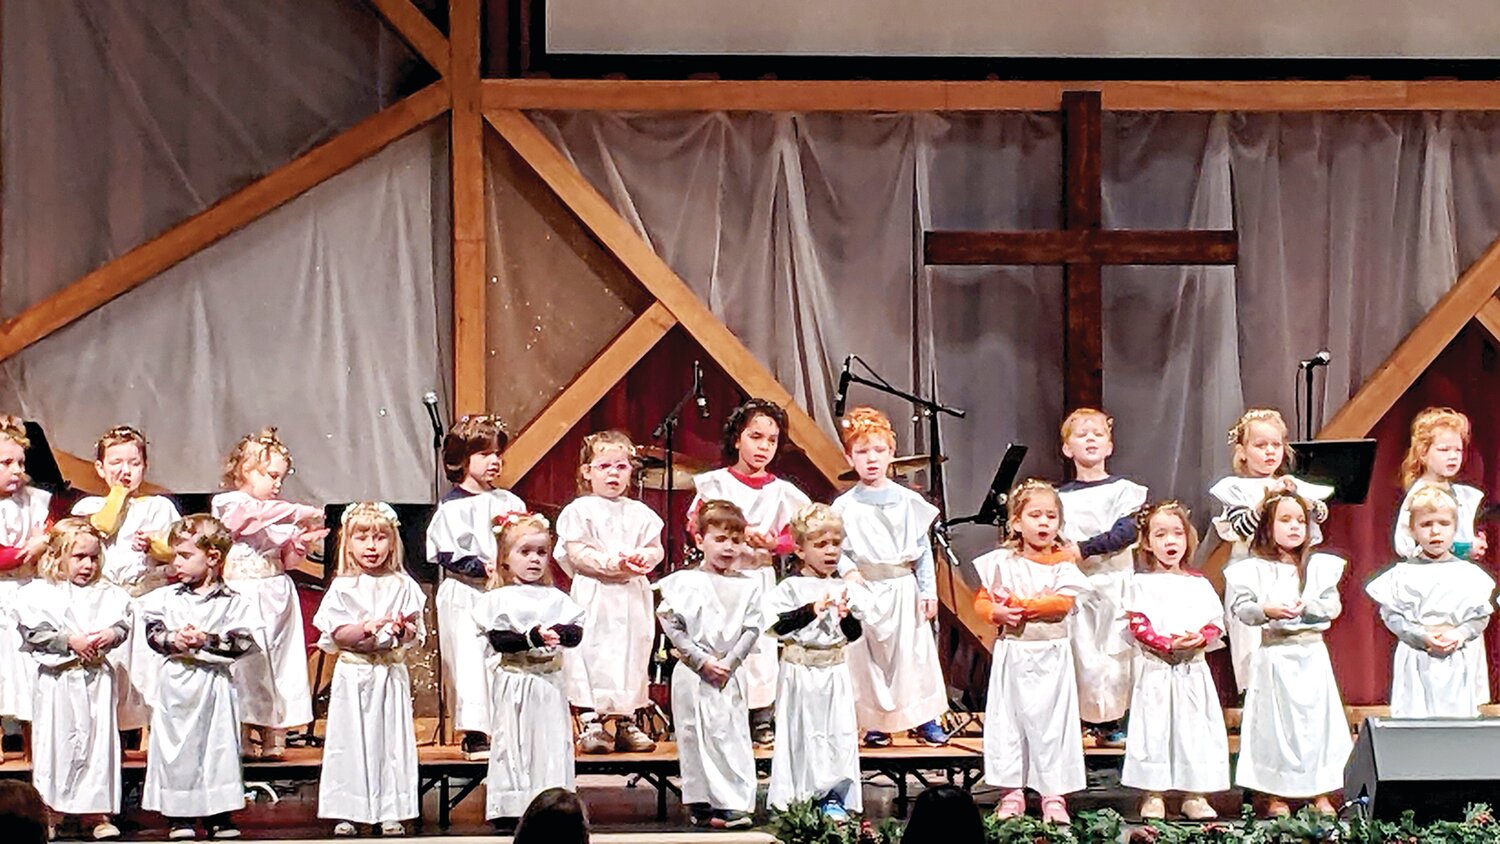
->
[95,425,148,463]
[1247,491,1313,564]
[489,513,552,589]
[337,502,402,577]
[790,502,844,547]
[167,515,234,584]
[577,430,637,494]
[0,415,30,451]
[221,427,293,489]
[1228,409,1289,476]
[1406,485,1461,527]
[1060,408,1113,444]
[1132,501,1200,572]
[1401,407,1471,489]
[1002,478,1066,550]
[838,406,897,453]
[37,518,104,585]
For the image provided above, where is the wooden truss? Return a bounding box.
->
[6,0,1500,641]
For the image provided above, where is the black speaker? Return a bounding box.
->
[1345,717,1500,822]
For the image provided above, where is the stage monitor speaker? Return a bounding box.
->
[323,503,437,584]
[1345,717,1500,822]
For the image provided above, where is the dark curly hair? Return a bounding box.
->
[720,398,788,465]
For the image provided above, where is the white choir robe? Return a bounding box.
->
[426,487,525,734]
[555,495,663,715]
[766,576,864,812]
[1226,553,1351,798]
[211,491,317,729]
[313,572,428,824]
[1366,555,1495,718]
[832,484,947,733]
[140,583,262,818]
[658,567,765,812]
[690,469,810,711]
[974,549,1090,796]
[1058,477,1148,724]
[472,583,586,819]
[1120,572,1230,794]
[0,485,50,720]
[1209,475,1333,693]
[13,579,133,815]
[73,493,181,730]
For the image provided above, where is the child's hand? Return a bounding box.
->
[1171,632,1206,651]
[1473,533,1489,560]
[624,553,655,575]
[919,597,938,621]
[1059,541,1083,564]
[299,526,331,546]
[989,602,1024,628]
[744,530,777,551]
[1277,477,1298,493]
[700,660,732,689]
[1262,601,1302,620]
[23,534,48,563]
[842,571,868,587]
[1425,630,1462,656]
[537,626,562,648]
[131,531,152,553]
[68,633,100,661]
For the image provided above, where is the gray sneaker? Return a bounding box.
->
[578,722,614,754]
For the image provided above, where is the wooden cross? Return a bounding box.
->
[923,91,1238,411]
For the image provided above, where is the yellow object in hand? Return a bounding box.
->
[89,485,129,537]
[146,532,174,563]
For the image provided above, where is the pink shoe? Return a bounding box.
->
[1040,795,1070,825]
[994,789,1026,819]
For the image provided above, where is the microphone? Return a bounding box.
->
[692,360,709,419]
[1298,350,1332,369]
[833,355,853,418]
[422,391,444,448]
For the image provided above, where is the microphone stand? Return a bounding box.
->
[653,376,700,572]
[1301,361,1318,441]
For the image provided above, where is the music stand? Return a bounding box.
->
[1288,439,1378,505]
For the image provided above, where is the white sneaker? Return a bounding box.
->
[93,821,122,840]
[380,821,406,836]
[1181,795,1218,820]
[168,826,197,840]
[1139,793,1166,820]
[334,821,359,837]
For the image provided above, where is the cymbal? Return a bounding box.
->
[634,446,711,474]
[637,465,699,491]
[838,454,947,482]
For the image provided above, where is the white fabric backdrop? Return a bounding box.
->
[532,110,1500,549]
[0,1,447,503]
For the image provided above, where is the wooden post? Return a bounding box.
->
[1062,91,1104,411]
[450,0,487,415]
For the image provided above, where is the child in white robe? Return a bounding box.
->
[473,513,586,823]
[314,502,428,836]
[1368,486,1495,718]
[832,406,948,748]
[425,414,525,760]
[14,519,132,840]
[658,500,765,830]
[973,479,1090,826]
[767,504,865,820]
[1210,409,1333,693]
[71,425,180,733]
[141,515,260,840]
[211,427,325,759]
[1120,502,1228,821]
[1393,408,1487,561]
[1055,408,1148,748]
[0,415,51,722]
[689,398,811,746]
[1226,491,1350,817]
[558,430,663,755]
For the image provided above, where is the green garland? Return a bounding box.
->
[767,801,1500,844]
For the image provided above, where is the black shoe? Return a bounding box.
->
[688,803,714,827]
[461,731,490,761]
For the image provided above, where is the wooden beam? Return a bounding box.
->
[482,79,1500,113]
[1475,296,1500,346]
[367,0,451,75]
[482,108,851,485]
[925,229,1238,266]
[499,303,676,486]
[935,553,995,651]
[450,0,486,415]
[1062,91,1104,412]
[1321,233,1500,439]
[0,82,450,363]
